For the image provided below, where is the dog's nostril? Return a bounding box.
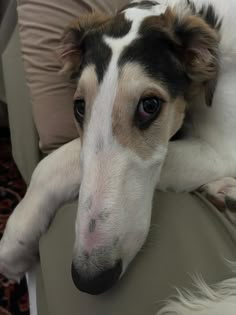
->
[71,260,122,295]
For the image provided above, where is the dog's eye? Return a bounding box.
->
[135,97,163,129]
[74,98,85,123]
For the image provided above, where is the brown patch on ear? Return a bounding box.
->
[174,14,220,106]
[140,9,220,106]
[59,13,110,75]
[176,15,219,80]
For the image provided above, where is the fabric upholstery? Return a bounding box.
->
[39,193,236,315]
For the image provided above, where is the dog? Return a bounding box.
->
[1,0,236,313]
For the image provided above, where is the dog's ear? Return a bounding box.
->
[174,14,220,106]
[59,14,110,75]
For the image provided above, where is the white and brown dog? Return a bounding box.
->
[1,0,236,313]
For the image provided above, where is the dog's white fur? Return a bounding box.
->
[1,0,236,313]
[157,274,236,315]
[158,1,236,313]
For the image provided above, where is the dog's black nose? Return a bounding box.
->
[71,260,122,295]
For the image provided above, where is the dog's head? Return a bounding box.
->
[60,0,220,295]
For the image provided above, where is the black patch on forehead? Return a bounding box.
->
[119,31,189,97]
[121,1,159,11]
[80,33,112,82]
[105,13,132,38]
[77,14,132,82]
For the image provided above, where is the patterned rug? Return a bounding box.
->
[0,128,29,315]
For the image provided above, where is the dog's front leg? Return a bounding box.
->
[0,138,81,281]
[158,138,227,192]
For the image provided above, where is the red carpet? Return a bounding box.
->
[0,129,29,315]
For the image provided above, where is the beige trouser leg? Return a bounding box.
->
[17,0,129,152]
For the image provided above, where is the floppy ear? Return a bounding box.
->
[174,14,220,106]
[59,14,110,75]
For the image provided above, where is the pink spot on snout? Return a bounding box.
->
[83,231,104,253]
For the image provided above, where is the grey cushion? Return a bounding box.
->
[38,192,236,315]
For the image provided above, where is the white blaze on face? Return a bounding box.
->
[74,2,169,272]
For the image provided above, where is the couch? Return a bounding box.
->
[1,1,236,314]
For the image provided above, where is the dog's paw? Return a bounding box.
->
[0,236,38,281]
[200,177,236,222]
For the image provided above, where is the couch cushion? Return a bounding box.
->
[17,0,129,153]
[39,193,236,315]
